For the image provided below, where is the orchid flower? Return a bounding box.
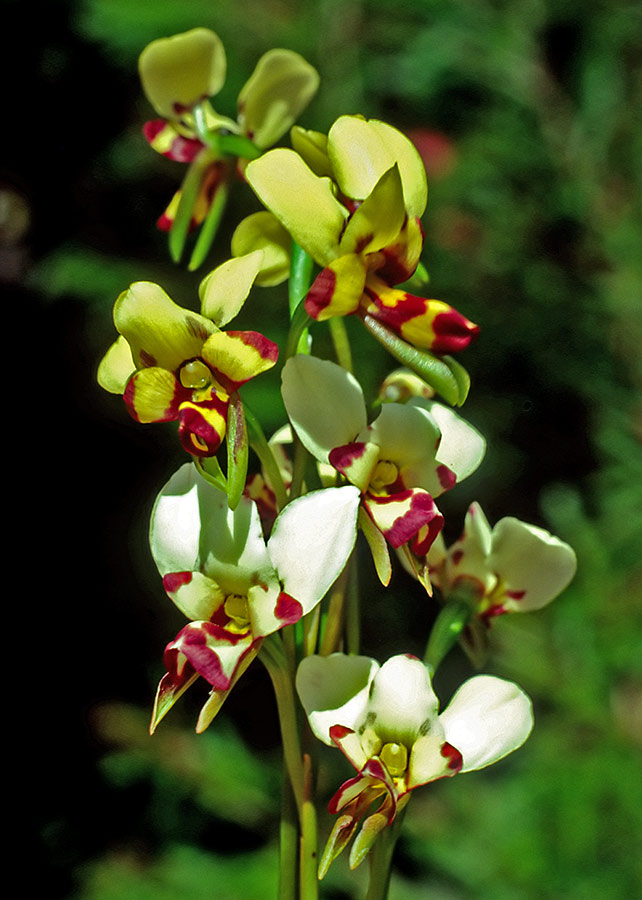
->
[281,354,485,583]
[426,501,578,618]
[243,114,479,353]
[149,463,360,732]
[139,28,319,257]
[296,652,533,874]
[97,253,277,456]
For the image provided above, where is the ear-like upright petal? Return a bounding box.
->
[488,518,577,612]
[438,675,534,772]
[97,335,136,394]
[237,49,319,148]
[246,148,347,265]
[139,28,227,118]
[267,486,360,612]
[281,355,367,463]
[199,251,264,326]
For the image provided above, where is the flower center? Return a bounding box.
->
[380,742,408,777]
[369,460,399,493]
[179,359,212,390]
[224,594,250,632]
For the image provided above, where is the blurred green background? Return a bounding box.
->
[11,0,641,897]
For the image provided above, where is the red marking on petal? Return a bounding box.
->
[480,604,507,621]
[451,549,464,566]
[170,622,254,689]
[163,571,193,594]
[305,267,337,319]
[378,490,442,549]
[226,330,279,364]
[330,724,354,743]
[329,442,368,474]
[430,310,480,354]
[177,393,229,457]
[274,592,303,625]
[505,589,526,600]
[410,511,444,556]
[437,464,457,491]
[440,742,464,772]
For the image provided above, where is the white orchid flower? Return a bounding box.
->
[149,463,360,732]
[296,652,533,874]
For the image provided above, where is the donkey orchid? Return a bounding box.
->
[426,501,577,618]
[281,355,484,580]
[97,253,277,456]
[139,28,319,240]
[244,114,479,353]
[296,652,533,874]
[149,463,360,732]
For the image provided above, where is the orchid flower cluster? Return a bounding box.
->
[97,28,577,900]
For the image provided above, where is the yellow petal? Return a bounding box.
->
[139,28,226,119]
[246,148,346,266]
[237,49,319,148]
[231,212,291,286]
[199,251,264,326]
[97,335,136,394]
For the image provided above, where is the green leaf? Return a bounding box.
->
[226,392,249,509]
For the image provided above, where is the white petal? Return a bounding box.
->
[438,674,533,772]
[281,355,367,463]
[444,502,495,595]
[489,518,577,611]
[421,400,486,484]
[267,485,360,612]
[367,655,439,746]
[296,653,379,744]
[150,463,204,576]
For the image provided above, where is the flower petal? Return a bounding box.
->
[296,653,380,744]
[364,489,442,549]
[114,281,215,371]
[124,367,183,423]
[281,355,367,463]
[290,125,332,177]
[237,49,319,148]
[245,148,347,265]
[267,485,360,612]
[305,253,367,321]
[338,165,406,258]
[139,28,226,118]
[162,570,225,621]
[231,212,291,286]
[167,621,256,690]
[438,674,533,772]
[367,655,439,747]
[421,401,486,485]
[362,276,480,353]
[97,335,136,395]
[201,329,278,392]
[198,252,263,326]
[489,517,577,612]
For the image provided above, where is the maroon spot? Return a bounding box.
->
[139,349,157,368]
[274,592,303,625]
[505,589,526,600]
[451,549,464,566]
[329,442,368,474]
[378,490,441,549]
[305,266,338,319]
[354,232,374,254]
[440,742,463,772]
[430,310,480,354]
[163,571,193,594]
[437,465,457,491]
[329,724,354,743]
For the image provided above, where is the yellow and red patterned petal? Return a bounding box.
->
[339,165,406,258]
[305,253,367,321]
[328,440,380,493]
[124,367,184,423]
[142,119,203,162]
[364,488,443,549]
[139,28,227,119]
[114,281,215,371]
[371,215,424,286]
[201,329,278,392]
[361,276,479,353]
[237,49,319,149]
[177,393,229,457]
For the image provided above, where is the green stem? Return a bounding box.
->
[278,771,299,900]
[423,597,475,673]
[364,806,407,900]
[245,405,289,510]
[299,754,319,900]
[286,296,314,360]
[329,316,353,373]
